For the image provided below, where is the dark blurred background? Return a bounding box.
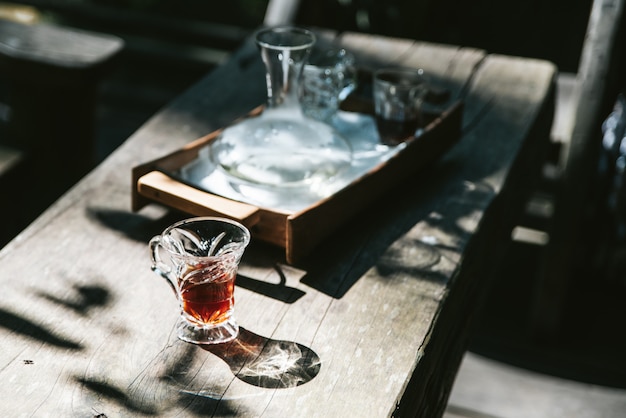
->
[1,0,597,157]
[1,0,597,152]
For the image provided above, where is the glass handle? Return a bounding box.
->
[149,236,177,295]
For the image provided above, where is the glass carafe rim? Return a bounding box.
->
[255,25,316,51]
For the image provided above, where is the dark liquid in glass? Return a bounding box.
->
[180,268,235,325]
[375,115,419,146]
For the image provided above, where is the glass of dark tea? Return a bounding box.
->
[150,217,250,344]
[373,67,429,146]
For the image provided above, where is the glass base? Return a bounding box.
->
[176,317,239,345]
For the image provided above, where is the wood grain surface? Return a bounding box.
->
[0,29,556,417]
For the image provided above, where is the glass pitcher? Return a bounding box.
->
[209,26,352,192]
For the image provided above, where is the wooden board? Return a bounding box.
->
[0,19,123,85]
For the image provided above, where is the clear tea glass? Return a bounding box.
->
[301,47,357,122]
[373,67,429,145]
[149,217,250,344]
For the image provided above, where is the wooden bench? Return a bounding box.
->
[0,18,123,179]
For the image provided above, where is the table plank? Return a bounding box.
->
[0,31,556,417]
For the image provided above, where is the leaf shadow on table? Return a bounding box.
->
[76,376,240,416]
[79,341,242,416]
[35,282,111,316]
[86,207,183,243]
[75,376,165,416]
[0,307,84,350]
[0,278,117,350]
[0,277,118,352]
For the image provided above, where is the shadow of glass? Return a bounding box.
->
[236,270,305,304]
[0,308,83,350]
[375,239,444,281]
[121,327,319,414]
[203,327,321,389]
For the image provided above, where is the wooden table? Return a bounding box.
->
[0,30,556,417]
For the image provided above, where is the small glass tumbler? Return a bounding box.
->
[301,48,357,122]
[373,67,429,145]
[150,217,250,345]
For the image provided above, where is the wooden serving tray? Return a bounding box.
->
[132,101,463,264]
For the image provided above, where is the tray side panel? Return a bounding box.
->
[137,171,262,227]
[286,101,463,264]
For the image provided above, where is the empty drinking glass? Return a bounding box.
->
[301,48,357,122]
